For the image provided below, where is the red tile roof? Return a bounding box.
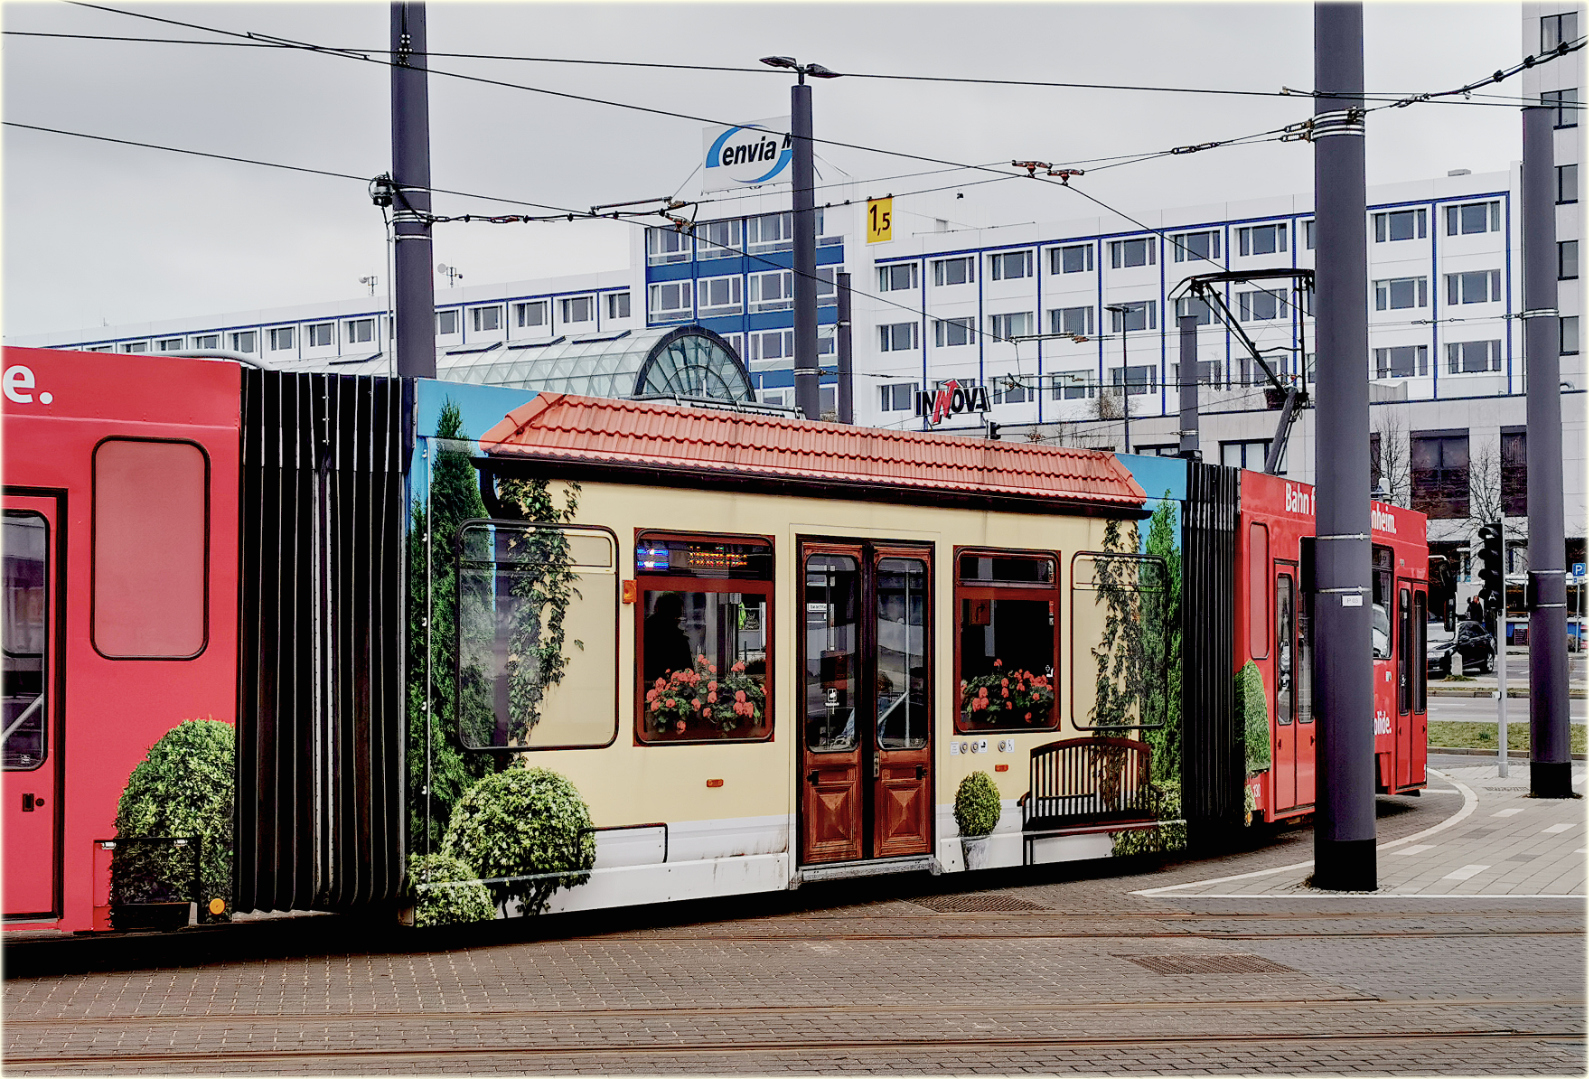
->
[479,394,1145,511]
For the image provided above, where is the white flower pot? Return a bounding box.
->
[961,835,991,871]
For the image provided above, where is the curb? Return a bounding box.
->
[1429,746,1588,761]
[1428,686,1587,699]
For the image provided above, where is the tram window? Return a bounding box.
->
[1371,545,1393,659]
[1276,575,1294,725]
[1248,522,1269,660]
[635,533,773,744]
[92,439,208,658]
[1398,587,1412,714]
[1413,592,1427,714]
[805,554,859,752]
[4,513,48,771]
[877,558,929,750]
[957,551,1060,733]
[1069,552,1169,730]
[457,523,618,751]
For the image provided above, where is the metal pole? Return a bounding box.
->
[1523,104,1572,798]
[1311,1,1376,891]
[1497,518,1508,778]
[791,79,819,420]
[391,2,436,379]
[836,271,854,423]
[1178,314,1200,457]
[1121,325,1130,453]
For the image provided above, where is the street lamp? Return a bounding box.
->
[1105,303,1133,454]
[761,56,841,419]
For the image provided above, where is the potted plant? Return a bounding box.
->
[960,659,1054,728]
[954,770,1002,870]
[645,654,766,736]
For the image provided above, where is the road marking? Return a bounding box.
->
[1443,864,1490,880]
[1391,844,1436,856]
[1491,808,1524,818]
[1544,823,1575,833]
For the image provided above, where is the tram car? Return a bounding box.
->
[2,347,1427,933]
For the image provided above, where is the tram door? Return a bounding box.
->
[1396,579,1429,788]
[3,495,62,918]
[1273,565,1315,809]
[799,541,932,864]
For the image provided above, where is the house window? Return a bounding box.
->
[121,341,148,354]
[1051,243,1093,274]
[92,439,208,658]
[1109,237,1156,269]
[1375,345,1429,379]
[955,550,1060,733]
[1174,296,1214,326]
[156,337,184,352]
[560,296,594,324]
[1560,240,1579,280]
[1445,339,1501,373]
[456,522,618,751]
[1445,200,1501,235]
[1110,365,1156,395]
[748,270,793,312]
[1411,431,1469,519]
[1170,230,1220,263]
[434,310,459,336]
[989,311,1033,339]
[1562,315,1580,355]
[648,281,692,319]
[1542,88,1579,129]
[646,227,691,265]
[1237,223,1287,256]
[933,316,974,347]
[1238,288,1283,321]
[1050,370,1094,400]
[606,292,631,320]
[879,383,918,412]
[1559,164,1579,204]
[1050,305,1094,337]
[1221,440,1274,472]
[470,306,502,333]
[746,212,793,253]
[635,533,773,744]
[1542,11,1579,51]
[932,256,975,286]
[1445,270,1502,305]
[721,333,744,360]
[1303,219,1316,250]
[1172,360,1222,386]
[990,376,1032,405]
[268,327,295,351]
[816,267,839,306]
[1502,430,1527,517]
[988,250,1033,280]
[878,263,919,291]
[1374,277,1428,310]
[305,322,333,348]
[696,275,743,315]
[515,300,549,328]
[192,334,219,350]
[340,319,372,346]
[1108,301,1156,332]
[879,323,918,352]
[229,331,257,353]
[696,219,741,260]
[1374,208,1427,242]
[746,329,793,367]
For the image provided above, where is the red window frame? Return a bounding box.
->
[952,546,1061,734]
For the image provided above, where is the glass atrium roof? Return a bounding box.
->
[438,326,755,404]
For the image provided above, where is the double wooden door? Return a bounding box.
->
[799,540,932,865]
[1273,563,1316,810]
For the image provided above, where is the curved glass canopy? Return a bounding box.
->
[438,326,755,404]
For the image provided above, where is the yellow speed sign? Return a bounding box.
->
[866,198,893,243]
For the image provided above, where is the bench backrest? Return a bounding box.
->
[1023,736,1154,829]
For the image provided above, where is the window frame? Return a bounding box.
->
[1558,164,1579,205]
[1170,230,1221,263]
[1238,223,1287,256]
[988,249,1034,280]
[1067,548,1170,731]
[305,322,335,348]
[878,263,919,292]
[1560,240,1579,281]
[748,269,794,312]
[633,529,776,746]
[933,317,974,348]
[1373,208,1427,242]
[267,327,295,352]
[954,546,1062,734]
[1542,88,1579,129]
[695,275,744,315]
[1050,305,1095,336]
[879,322,919,352]
[647,280,693,319]
[1051,243,1094,274]
[931,256,975,287]
[606,292,632,320]
[3,509,53,773]
[1109,237,1156,269]
[515,299,550,329]
[434,310,460,336]
[560,295,595,324]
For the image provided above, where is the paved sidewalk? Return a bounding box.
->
[1135,756,1587,899]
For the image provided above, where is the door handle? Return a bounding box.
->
[916,766,926,781]
[872,756,881,780]
[806,770,819,786]
[21,793,42,812]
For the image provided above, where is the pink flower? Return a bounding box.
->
[1001,678,1008,688]
[692,698,702,709]
[978,687,988,698]
[732,661,746,672]
[708,681,718,692]
[993,658,1003,668]
[1001,688,1009,698]
[708,664,717,674]
[674,720,686,733]
[646,689,657,703]
[707,692,717,703]
[1024,712,1032,721]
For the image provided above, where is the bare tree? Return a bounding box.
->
[1467,437,1504,527]
[1095,386,1123,421]
[1371,409,1411,507]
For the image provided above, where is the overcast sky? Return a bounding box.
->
[2,1,1530,338]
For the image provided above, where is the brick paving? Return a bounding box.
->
[4,759,1584,1075]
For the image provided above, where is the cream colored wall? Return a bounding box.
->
[526,479,1119,833]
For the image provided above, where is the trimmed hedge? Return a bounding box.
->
[953,771,1001,838]
[441,766,595,915]
[1236,660,1271,774]
[407,853,495,928]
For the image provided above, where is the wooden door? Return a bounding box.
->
[3,495,62,918]
[1273,569,1297,810]
[799,541,933,865]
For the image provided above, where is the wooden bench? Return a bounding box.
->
[1017,736,1156,840]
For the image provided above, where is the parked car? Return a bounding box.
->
[1427,620,1496,676]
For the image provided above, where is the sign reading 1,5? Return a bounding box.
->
[867,197,893,243]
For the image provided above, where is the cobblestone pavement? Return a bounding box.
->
[4,757,1584,1076]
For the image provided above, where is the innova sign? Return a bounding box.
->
[702,117,792,192]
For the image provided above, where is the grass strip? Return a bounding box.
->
[1427,719,1587,755]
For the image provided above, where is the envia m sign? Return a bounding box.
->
[703,117,792,192]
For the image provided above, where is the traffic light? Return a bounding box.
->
[1475,522,1504,625]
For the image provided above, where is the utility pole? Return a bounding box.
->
[1105,304,1132,452]
[1522,104,1573,798]
[791,75,819,419]
[836,271,854,423]
[1178,313,1200,458]
[1311,1,1377,892]
[391,2,436,379]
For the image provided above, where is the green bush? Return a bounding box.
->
[953,771,1002,838]
[1236,660,1270,774]
[407,853,496,928]
[111,718,234,916]
[441,766,596,915]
